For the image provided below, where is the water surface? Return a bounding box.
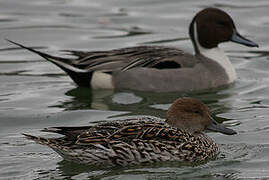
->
[1,0,269,179]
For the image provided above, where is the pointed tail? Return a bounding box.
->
[22,133,51,145]
[7,39,56,60]
[6,39,86,72]
[7,40,92,87]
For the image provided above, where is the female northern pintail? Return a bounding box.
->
[9,8,258,92]
[23,97,236,166]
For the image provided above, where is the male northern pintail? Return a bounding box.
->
[23,97,236,166]
[8,8,258,92]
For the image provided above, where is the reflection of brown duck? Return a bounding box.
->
[23,97,236,166]
[8,8,258,92]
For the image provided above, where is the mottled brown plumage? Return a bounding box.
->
[23,98,236,166]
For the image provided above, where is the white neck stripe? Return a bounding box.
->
[193,22,237,83]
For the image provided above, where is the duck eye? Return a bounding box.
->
[194,110,200,114]
[217,21,227,27]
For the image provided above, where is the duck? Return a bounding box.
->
[8,7,258,92]
[23,97,236,166]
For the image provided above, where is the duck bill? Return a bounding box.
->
[231,31,259,47]
[207,117,237,135]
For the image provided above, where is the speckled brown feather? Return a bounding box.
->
[24,117,219,166]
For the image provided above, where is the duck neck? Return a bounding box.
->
[190,21,237,83]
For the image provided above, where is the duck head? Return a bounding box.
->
[166,97,236,135]
[189,8,258,54]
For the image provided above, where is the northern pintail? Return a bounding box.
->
[23,97,236,166]
[8,8,258,92]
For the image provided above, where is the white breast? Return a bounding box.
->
[193,22,237,83]
[200,47,237,83]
